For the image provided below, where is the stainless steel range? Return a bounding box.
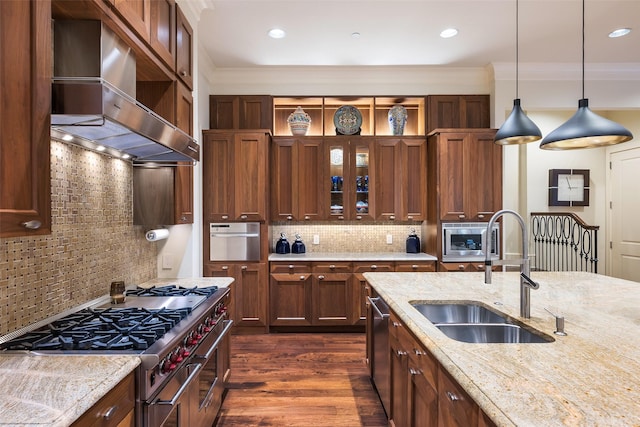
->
[0,284,232,427]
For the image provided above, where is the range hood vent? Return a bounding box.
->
[51,20,199,163]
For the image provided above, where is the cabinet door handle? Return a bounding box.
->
[407,215,414,220]
[180,216,187,222]
[446,391,460,402]
[180,70,187,77]
[299,275,306,281]
[286,215,293,220]
[409,368,422,376]
[458,265,465,271]
[222,215,229,220]
[370,265,377,270]
[103,405,118,420]
[304,215,310,220]
[240,214,248,219]
[222,266,229,271]
[414,349,425,356]
[478,214,485,219]
[392,321,401,328]
[241,265,248,270]
[329,264,336,269]
[338,215,344,220]
[356,215,362,220]
[396,350,407,357]
[288,265,294,269]
[412,264,419,269]
[22,220,41,230]
[458,214,466,219]
[389,215,395,220]
[318,275,325,280]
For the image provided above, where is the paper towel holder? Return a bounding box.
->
[146,228,170,242]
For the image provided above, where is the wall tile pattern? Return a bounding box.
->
[269,222,423,253]
[0,141,156,336]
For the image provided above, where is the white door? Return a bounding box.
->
[609,147,640,282]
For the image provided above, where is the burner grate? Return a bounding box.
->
[125,285,219,298]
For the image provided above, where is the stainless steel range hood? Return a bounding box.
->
[51,20,199,163]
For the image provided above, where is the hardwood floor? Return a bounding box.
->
[215,333,388,427]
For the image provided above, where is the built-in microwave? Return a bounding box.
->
[442,222,500,262]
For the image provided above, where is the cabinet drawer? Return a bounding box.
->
[352,262,395,273]
[438,367,479,427]
[270,262,312,274]
[72,372,135,427]
[313,262,352,273]
[395,261,436,272]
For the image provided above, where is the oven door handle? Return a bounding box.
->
[194,319,234,362]
[156,363,202,407]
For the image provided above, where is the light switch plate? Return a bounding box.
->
[313,234,320,244]
[386,234,393,244]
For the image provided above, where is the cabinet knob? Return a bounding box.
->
[370,265,377,270]
[22,220,41,230]
[240,214,248,219]
[222,265,229,270]
[356,215,362,220]
[412,264,419,269]
[318,275,325,280]
[414,349,425,356]
[458,265,465,271]
[396,350,407,357]
[407,215,414,220]
[241,265,247,270]
[446,391,460,402]
[338,216,344,220]
[286,215,293,220]
[329,264,336,269]
[180,216,187,222]
[304,215,310,220]
[389,215,395,220]
[458,214,466,219]
[288,265,294,269]
[478,214,485,219]
[222,215,229,220]
[180,70,187,76]
[392,321,401,328]
[299,275,305,281]
[409,368,422,376]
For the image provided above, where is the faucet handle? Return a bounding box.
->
[520,272,540,289]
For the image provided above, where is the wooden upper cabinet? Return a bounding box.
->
[374,138,401,221]
[149,0,175,69]
[209,95,274,130]
[175,5,193,89]
[174,82,194,224]
[401,138,428,221]
[202,130,270,222]
[0,0,52,238]
[112,0,151,41]
[271,137,324,221]
[426,95,490,134]
[428,129,501,222]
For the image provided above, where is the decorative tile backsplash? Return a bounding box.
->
[269,222,424,253]
[0,141,156,336]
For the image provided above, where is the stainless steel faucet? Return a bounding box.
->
[484,209,539,318]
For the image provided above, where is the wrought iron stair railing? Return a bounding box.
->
[530,212,599,273]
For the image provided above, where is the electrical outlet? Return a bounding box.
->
[313,234,320,245]
[386,234,393,244]
[162,254,173,269]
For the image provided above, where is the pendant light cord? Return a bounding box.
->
[515,0,519,99]
[581,0,585,99]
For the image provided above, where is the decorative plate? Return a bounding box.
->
[330,148,343,165]
[333,105,362,135]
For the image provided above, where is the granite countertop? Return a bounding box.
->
[0,277,234,427]
[268,252,438,262]
[363,271,640,426]
[0,355,140,427]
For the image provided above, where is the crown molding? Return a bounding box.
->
[176,0,214,23]
[492,62,640,81]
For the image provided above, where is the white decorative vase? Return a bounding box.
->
[388,105,408,135]
[287,106,311,136]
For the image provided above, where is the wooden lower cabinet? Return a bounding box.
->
[71,372,135,427]
[381,309,496,427]
[204,262,268,333]
[438,262,501,272]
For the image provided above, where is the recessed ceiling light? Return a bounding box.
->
[268,28,286,39]
[62,134,73,141]
[351,32,361,39]
[121,153,131,159]
[440,28,458,39]
[96,145,106,152]
[608,28,631,38]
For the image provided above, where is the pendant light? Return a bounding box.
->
[540,0,633,150]
[494,0,542,145]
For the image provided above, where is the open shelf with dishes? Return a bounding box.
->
[273,96,425,137]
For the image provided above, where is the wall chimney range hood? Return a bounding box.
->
[51,20,199,163]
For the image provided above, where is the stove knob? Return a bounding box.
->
[160,358,176,374]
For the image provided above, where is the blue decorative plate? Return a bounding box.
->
[334,105,362,135]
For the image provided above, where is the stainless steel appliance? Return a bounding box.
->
[0,285,232,427]
[210,222,261,261]
[442,222,500,262]
[368,296,390,417]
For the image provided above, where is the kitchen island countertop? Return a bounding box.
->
[0,276,234,426]
[363,271,640,427]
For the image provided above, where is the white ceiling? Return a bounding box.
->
[197,0,640,69]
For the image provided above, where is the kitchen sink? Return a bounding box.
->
[410,301,554,344]
[411,302,509,324]
[435,323,553,343]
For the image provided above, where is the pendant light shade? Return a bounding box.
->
[539,98,633,150]
[494,0,541,145]
[495,99,542,145]
[540,0,633,150]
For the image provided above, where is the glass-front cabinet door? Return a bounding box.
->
[350,139,374,220]
[328,140,347,220]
